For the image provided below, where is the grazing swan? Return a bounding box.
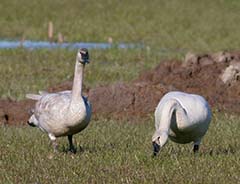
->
[152,91,211,156]
[26,48,92,153]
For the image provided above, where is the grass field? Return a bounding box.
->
[0,48,161,100]
[1,0,240,99]
[1,0,240,52]
[0,113,239,183]
[0,0,240,183]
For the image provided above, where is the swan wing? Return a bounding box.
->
[33,92,71,131]
[35,93,71,117]
[26,90,49,100]
[26,90,71,101]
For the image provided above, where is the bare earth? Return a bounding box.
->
[1,51,240,125]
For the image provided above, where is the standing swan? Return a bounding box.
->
[26,48,91,153]
[152,91,211,156]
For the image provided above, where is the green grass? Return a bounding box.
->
[0,113,239,183]
[1,0,240,100]
[1,0,240,52]
[1,0,240,99]
[0,0,240,183]
[0,48,177,100]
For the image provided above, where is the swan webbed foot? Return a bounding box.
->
[68,146,77,154]
[193,144,199,153]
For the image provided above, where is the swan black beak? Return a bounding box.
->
[152,142,160,156]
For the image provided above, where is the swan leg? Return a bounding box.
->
[68,135,77,153]
[48,133,58,152]
[193,140,201,153]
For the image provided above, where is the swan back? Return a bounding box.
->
[155,91,211,131]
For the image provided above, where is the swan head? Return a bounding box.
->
[152,131,168,156]
[77,48,90,64]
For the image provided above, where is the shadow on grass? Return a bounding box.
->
[58,142,118,154]
[207,146,236,156]
[199,145,237,156]
[150,145,237,158]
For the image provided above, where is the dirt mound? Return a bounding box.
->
[0,99,34,125]
[90,51,240,119]
[88,82,173,118]
[1,51,240,125]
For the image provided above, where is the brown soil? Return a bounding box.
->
[1,51,240,125]
[0,99,34,125]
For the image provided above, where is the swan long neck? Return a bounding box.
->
[158,99,180,133]
[71,59,84,104]
[155,99,183,147]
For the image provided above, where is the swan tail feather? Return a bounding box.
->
[39,90,48,95]
[26,94,42,100]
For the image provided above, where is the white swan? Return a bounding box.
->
[26,48,92,153]
[152,91,211,156]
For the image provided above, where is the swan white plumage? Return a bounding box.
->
[152,91,211,156]
[26,48,92,153]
